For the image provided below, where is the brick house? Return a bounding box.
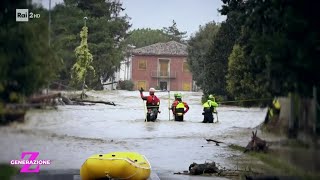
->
[131,41,193,91]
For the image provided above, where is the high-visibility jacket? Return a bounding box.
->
[269,98,280,118]
[203,100,218,113]
[173,101,189,115]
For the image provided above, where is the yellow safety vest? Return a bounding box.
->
[203,100,218,113]
[176,102,185,109]
[273,99,281,110]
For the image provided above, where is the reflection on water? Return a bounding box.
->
[144,122,158,132]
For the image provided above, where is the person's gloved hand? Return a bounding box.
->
[139,87,144,93]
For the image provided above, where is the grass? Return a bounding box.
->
[0,164,19,180]
[229,144,246,152]
[228,144,320,180]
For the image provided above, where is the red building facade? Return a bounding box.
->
[131,41,192,91]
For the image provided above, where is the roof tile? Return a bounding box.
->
[132,41,188,56]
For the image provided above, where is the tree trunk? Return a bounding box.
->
[70,99,116,106]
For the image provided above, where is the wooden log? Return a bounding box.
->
[206,139,224,146]
[27,93,61,103]
[70,99,116,106]
[61,96,73,105]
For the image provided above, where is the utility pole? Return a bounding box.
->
[48,0,51,47]
[47,0,52,95]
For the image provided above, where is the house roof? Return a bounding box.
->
[132,41,188,56]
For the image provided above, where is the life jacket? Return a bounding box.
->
[175,101,185,115]
[203,100,218,113]
[146,95,160,106]
[273,99,281,110]
[176,102,185,109]
[269,98,281,117]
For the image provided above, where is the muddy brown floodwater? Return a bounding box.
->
[0,90,270,179]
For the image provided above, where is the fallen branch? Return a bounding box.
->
[205,139,224,146]
[61,96,73,105]
[70,99,116,106]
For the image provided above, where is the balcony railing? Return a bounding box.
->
[151,71,176,79]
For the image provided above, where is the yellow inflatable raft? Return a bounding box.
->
[80,152,151,180]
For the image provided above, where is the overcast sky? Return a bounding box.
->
[41,0,226,38]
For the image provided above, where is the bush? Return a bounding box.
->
[0,164,19,180]
[117,80,134,91]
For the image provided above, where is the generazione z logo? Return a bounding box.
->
[10,152,51,173]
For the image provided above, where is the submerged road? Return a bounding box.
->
[0,90,268,179]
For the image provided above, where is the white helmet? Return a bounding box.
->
[149,87,155,92]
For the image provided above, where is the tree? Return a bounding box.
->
[221,0,320,97]
[243,0,320,96]
[125,28,171,48]
[162,20,188,43]
[201,15,242,97]
[51,4,85,84]
[0,1,60,104]
[71,25,94,98]
[52,0,131,90]
[226,44,270,106]
[187,21,220,92]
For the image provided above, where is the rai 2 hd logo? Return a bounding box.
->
[16,9,41,22]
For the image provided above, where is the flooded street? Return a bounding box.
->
[0,90,267,179]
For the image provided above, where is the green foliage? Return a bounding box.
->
[52,1,131,90]
[0,164,19,180]
[187,21,220,95]
[162,20,188,43]
[226,44,270,106]
[125,21,188,49]
[189,0,319,106]
[71,26,94,89]
[117,80,134,91]
[51,4,85,84]
[0,1,61,103]
[125,28,171,48]
[221,0,320,98]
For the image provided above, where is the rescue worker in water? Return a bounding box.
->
[172,93,189,121]
[202,94,218,123]
[139,87,160,121]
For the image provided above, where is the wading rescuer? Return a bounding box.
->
[264,98,281,124]
[172,93,189,121]
[139,87,160,121]
[170,93,179,116]
[202,94,218,123]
